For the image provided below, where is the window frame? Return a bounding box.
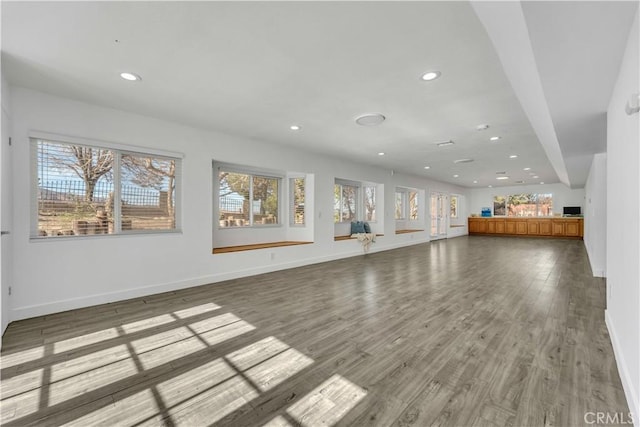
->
[450,195,459,219]
[290,176,306,227]
[363,184,377,222]
[217,165,283,229]
[493,193,554,217]
[31,136,182,239]
[334,179,360,223]
[395,190,406,220]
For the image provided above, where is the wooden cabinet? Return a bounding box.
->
[469,217,583,239]
[539,219,552,236]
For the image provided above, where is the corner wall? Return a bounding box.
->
[584,153,607,277]
[1,74,13,338]
[8,87,469,323]
[605,9,639,423]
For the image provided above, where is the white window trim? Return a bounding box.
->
[31,137,182,240]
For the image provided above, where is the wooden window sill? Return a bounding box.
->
[334,234,383,241]
[213,241,313,254]
[395,229,424,234]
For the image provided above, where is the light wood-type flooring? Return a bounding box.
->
[0,236,630,426]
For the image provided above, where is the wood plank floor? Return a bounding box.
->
[0,236,629,426]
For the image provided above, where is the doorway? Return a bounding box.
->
[430,192,448,240]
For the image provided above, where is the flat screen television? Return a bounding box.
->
[563,206,581,216]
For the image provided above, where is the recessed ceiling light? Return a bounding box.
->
[436,140,454,147]
[355,113,386,126]
[509,155,518,159]
[540,182,545,184]
[496,176,510,180]
[378,152,385,156]
[490,136,501,141]
[424,166,430,170]
[453,174,459,178]
[421,71,441,81]
[533,175,539,179]
[120,72,141,81]
[290,125,301,131]
[453,158,474,164]
[523,167,531,171]
[488,185,493,188]
[473,180,478,184]
[476,124,489,131]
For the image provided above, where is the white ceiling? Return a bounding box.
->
[2,1,636,189]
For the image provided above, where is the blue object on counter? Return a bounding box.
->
[481,208,492,217]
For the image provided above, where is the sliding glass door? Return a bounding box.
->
[430,192,448,240]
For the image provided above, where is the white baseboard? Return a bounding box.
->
[605,309,639,425]
[10,238,432,322]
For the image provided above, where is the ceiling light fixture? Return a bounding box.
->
[523,167,531,171]
[496,176,510,180]
[377,152,385,156]
[488,185,493,188]
[496,171,506,175]
[473,180,478,184]
[533,175,539,179]
[454,158,474,164]
[453,174,459,178]
[540,182,545,184]
[424,166,430,170]
[436,140,454,147]
[355,113,386,126]
[290,125,301,131]
[509,155,518,159]
[490,136,501,141]
[516,180,524,184]
[476,124,489,131]
[120,72,141,81]
[421,71,441,81]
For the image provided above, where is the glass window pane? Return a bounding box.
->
[537,193,553,216]
[219,172,250,227]
[409,191,419,220]
[37,140,114,237]
[292,178,305,226]
[493,196,506,216]
[395,192,404,219]
[341,185,357,222]
[508,194,537,217]
[450,195,458,218]
[334,184,341,223]
[253,176,279,225]
[364,186,376,222]
[121,154,177,231]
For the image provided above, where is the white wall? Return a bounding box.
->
[8,87,469,322]
[584,153,607,277]
[467,183,585,216]
[605,10,640,424]
[1,75,13,338]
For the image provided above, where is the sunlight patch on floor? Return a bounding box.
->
[0,346,44,369]
[121,314,175,334]
[286,374,368,426]
[53,328,119,353]
[173,302,221,319]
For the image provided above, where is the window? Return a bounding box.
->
[219,171,280,227]
[450,195,459,218]
[290,177,305,226]
[395,191,405,220]
[364,186,376,222]
[334,182,358,223]
[493,193,553,217]
[409,191,419,220]
[34,139,180,238]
